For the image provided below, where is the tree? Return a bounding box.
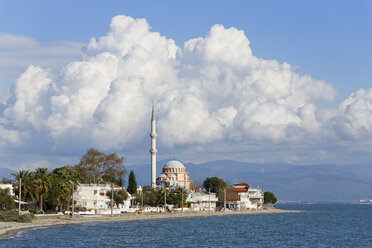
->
[33,168,51,211]
[46,166,81,211]
[0,188,14,210]
[167,187,188,207]
[106,189,129,208]
[264,191,277,204]
[136,186,163,207]
[12,170,35,204]
[74,148,126,184]
[203,177,227,193]
[127,170,137,195]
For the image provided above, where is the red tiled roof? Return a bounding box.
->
[228,188,248,192]
[234,182,250,186]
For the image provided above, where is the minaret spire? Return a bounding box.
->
[150,102,157,188]
[151,101,155,121]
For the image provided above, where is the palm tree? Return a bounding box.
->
[32,168,51,211]
[11,170,35,204]
[47,166,80,211]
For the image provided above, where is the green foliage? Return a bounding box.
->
[135,186,187,207]
[166,187,188,207]
[264,191,277,204]
[46,166,80,212]
[12,169,36,204]
[74,148,126,184]
[0,210,19,222]
[33,168,51,211]
[136,186,162,207]
[0,210,34,223]
[106,189,129,207]
[0,188,14,210]
[203,177,227,193]
[127,170,137,195]
[18,213,34,222]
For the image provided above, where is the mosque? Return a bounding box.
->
[149,104,191,191]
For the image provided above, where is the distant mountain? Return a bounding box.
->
[0,167,15,179]
[126,160,372,202]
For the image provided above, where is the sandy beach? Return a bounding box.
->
[0,209,302,238]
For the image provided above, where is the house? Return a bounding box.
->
[74,183,131,214]
[186,190,218,211]
[226,182,263,210]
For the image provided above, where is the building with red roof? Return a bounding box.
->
[226,182,263,210]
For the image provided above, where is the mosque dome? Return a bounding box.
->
[164,160,185,169]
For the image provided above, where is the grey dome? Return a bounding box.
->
[164,160,185,169]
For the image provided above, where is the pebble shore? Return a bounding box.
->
[0,209,303,238]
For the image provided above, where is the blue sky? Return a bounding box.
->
[0,1,372,170]
[1,0,371,99]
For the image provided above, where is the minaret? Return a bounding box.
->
[150,103,157,188]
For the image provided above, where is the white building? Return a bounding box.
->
[156,160,191,191]
[0,184,14,196]
[186,191,218,211]
[74,183,131,214]
[226,183,263,210]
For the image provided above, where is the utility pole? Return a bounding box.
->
[141,189,144,208]
[209,188,211,211]
[111,182,113,217]
[164,186,167,208]
[262,168,265,194]
[71,181,75,219]
[18,178,22,215]
[181,190,184,212]
[224,188,226,210]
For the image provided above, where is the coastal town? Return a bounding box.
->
[0,105,272,220]
[1,2,370,246]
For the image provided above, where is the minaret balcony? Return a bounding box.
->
[150,148,158,153]
[150,133,157,138]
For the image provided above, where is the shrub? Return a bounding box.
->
[0,210,18,222]
[0,210,34,222]
[18,213,34,223]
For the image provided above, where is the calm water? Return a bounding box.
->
[1,204,372,247]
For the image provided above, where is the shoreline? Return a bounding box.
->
[0,209,303,239]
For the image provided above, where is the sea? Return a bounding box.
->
[1,204,371,247]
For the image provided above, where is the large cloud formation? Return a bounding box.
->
[1,15,371,164]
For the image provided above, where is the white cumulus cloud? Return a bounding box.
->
[0,14,370,165]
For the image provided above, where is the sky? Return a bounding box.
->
[0,0,371,171]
